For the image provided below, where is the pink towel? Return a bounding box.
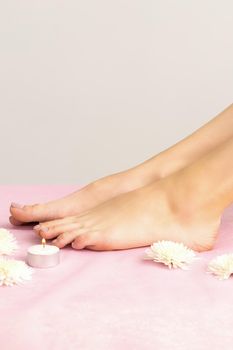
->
[1,186,233,350]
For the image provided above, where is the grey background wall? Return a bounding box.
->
[0,1,232,185]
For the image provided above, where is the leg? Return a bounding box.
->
[10,103,233,225]
[43,136,233,252]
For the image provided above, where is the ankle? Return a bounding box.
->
[163,165,224,224]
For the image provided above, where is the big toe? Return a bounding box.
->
[10,201,66,225]
[9,215,24,226]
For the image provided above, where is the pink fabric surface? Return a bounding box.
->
[1,186,233,350]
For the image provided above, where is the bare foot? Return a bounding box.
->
[9,165,159,226]
[36,174,221,252]
[10,103,233,228]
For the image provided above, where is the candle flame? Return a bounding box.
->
[42,238,46,248]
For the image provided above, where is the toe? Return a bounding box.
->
[34,216,78,230]
[72,233,94,250]
[9,216,23,226]
[52,230,82,248]
[37,223,86,240]
[10,203,45,223]
[10,201,67,224]
[84,231,117,251]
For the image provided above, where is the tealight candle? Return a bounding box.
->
[27,238,60,268]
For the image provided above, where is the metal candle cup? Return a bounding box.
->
[27,243,60,268]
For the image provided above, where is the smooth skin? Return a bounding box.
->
[10,104,233,252]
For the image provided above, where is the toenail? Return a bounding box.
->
[33,225,41,230]
[11,202,24,209]
[40,226,49,233]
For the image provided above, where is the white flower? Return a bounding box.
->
[144,240,197,269]
[0,257,33,286]
[0,228,18,255]
[207,254,233,280]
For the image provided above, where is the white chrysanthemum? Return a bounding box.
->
[144,240,197,269]
[0,228,18,255]
[0,257,33,286]
[207,254,233,280]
